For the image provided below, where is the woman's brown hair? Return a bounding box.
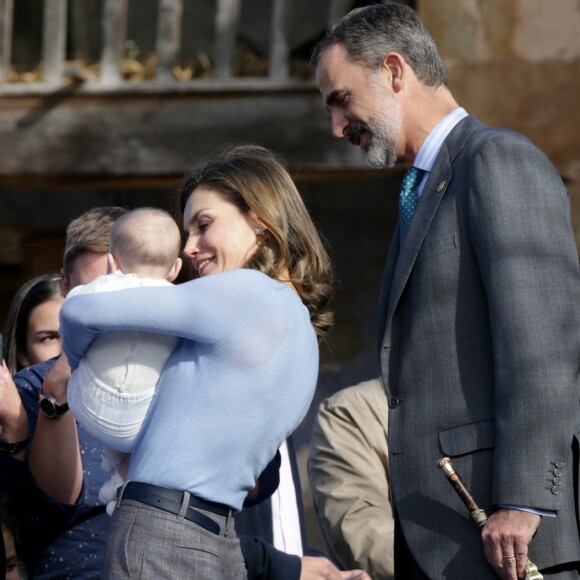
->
[3,273,63,375]
[179,144,334,337]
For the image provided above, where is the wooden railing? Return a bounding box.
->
[0,0,357,93]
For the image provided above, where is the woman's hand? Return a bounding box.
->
[0,360,29,454]
[300,557,371,580]
[28,353,82,504]
[41,354,71,402]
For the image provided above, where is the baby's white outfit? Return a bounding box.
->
[67,271,177,451]
[66,271,177,514]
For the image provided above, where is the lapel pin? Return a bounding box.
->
[437,181,446,192]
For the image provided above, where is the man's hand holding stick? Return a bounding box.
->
[437,457,543,580]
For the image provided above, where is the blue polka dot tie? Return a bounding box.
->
[399,166,425,243]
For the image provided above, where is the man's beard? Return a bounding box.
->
[349,90,402,169]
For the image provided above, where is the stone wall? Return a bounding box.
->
[423,0,580,243]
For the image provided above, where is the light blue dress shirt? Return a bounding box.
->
[414,106,468,198]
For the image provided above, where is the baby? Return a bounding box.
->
[66,207,182,514]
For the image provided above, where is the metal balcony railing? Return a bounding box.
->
[0,0,355,93]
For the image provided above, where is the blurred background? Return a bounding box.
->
[0,0,578,551]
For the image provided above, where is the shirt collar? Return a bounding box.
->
[414,107,468,173]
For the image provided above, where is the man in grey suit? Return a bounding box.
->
[312,4,580,579]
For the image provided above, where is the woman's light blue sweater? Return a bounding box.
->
[60,269,319,511]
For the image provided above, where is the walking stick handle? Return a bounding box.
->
[437,457,543,580]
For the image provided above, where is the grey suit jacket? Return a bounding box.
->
[378,115,580,578]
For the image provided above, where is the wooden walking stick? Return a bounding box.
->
[437,457,543,580]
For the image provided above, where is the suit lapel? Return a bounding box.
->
[377,225,400,344]
[386,157,452,327]
[383,115,481,332]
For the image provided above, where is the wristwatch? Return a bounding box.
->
[39,393,70,419]
[0,435,31,454]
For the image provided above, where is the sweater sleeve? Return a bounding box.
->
[60,270,286,368]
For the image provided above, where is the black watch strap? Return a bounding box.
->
[39,393,70,418]
[0,436,31,454]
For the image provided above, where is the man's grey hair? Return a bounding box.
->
[311,3,447,88]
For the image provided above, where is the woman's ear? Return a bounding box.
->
[16,350,30,368]
[249,212,267,237]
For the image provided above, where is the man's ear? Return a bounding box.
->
[167,258,183,282]
[382,52,406,92]
[107,253,118,274]
[60,268,70,296]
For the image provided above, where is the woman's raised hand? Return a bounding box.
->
[0,360,29,454]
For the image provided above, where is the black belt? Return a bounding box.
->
[119,481,233,536]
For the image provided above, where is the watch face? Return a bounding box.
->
[39,394,69,418]
[39,396,58,418]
